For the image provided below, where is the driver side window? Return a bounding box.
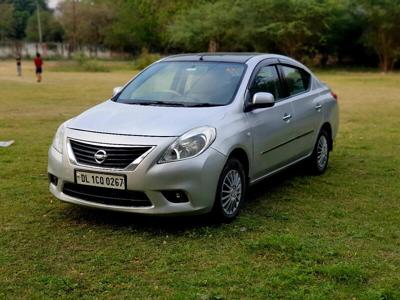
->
[250,65,283,100]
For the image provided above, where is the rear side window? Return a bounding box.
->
[281,65,310,96]
[249,65,283,100]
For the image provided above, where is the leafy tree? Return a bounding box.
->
[57,0,115,50]
[167,0,241,52]
[168,0,330,58]
[262,0,328,58]
[316,0,367,66]
[361,0,400,72]
[104,0,158,52]
[221,0,308,53]
[0,0,47,40]
[104,0,195,53]
[25,10,64,42]
[0,0,397,70]
[0,3,14,41]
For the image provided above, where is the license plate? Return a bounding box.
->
[75,170,126,190]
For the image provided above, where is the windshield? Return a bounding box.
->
[115,61,245,107]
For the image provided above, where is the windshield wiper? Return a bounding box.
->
[128,100,187,107]
[187,103,224,107]
[124,100,223,107]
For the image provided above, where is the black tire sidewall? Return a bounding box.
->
[212,158,247,221]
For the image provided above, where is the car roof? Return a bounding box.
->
[162,53,263,63]
[160,53,312,74]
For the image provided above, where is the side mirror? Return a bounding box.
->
[251,92,275,109]
[112,86,122,97]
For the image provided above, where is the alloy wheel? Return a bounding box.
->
[317,135,329,170]
[221,169,243,216]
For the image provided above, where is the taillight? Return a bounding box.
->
[331,91,338,100]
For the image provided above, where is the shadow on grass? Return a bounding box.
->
[57,163,309,233]
[60,206,219,233]
[246,163,306,203]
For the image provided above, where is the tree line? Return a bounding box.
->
[0,0,399,72]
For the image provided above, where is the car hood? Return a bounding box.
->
[67,100,226,137]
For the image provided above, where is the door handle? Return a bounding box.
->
[282,114,292,121]
[315,103,322,111]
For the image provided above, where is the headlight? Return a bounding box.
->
[52,122,66,154]
[159,126,216,163]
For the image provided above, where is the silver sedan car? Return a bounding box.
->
[48,53,338,221]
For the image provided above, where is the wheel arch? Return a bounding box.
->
[227,148,250,181]
[321,122,333,151]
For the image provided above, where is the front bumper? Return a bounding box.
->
[48,128,227,215]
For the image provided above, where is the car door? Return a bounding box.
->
[278,64,323,158]
[246,63,298,179]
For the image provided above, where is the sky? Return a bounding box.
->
[48,0,60,9]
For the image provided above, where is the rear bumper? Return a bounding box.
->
[48,129,227,215]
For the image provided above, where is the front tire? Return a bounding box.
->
[211,158,247,222]
[308,129,330,175]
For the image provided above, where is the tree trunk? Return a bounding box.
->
[377,32,394,73]
[378,47,395,73]
[208,38,218,52]
[381,54,389,73]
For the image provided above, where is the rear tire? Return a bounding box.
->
[211,158,247,222]
[308,129,330,175]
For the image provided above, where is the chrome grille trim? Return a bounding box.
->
[67,138,155,171]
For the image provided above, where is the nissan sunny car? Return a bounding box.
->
[48,53,338,221]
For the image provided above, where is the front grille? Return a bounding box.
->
[63,182,152,207]
[70,139,152,169]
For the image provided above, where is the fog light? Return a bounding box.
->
[162,190,189,203]
[48,173,58,186]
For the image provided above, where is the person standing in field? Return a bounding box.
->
[16,55,22,76]
[34,53,43,82]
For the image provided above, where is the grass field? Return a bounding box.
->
[0,60,399,299]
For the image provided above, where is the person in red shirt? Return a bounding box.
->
[34,53,43,82]
[16,54,22,76]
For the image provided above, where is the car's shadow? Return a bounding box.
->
[58,163,307,233]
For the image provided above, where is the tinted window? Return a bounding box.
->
[281,66,310,96]
[250,66,282,99]
[117,61,245,106]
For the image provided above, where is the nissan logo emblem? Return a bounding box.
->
[94,149,108,164]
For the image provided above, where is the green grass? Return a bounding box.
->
[0,61,399,299]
